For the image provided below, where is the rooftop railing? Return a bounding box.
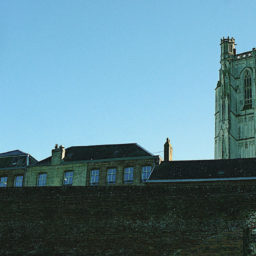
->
[235,51,253,59]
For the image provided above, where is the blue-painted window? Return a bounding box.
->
[0,177,7,187]
[63,171,73,185]
[107,168,116,184]
[14,175,23,187]
[90,170,99,185]
[38,173,47,186]
[141,166,152,182]
[124,167,134,183]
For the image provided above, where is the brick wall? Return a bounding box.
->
[0,182,255,255]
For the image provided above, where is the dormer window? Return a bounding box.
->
[244,70,252,109]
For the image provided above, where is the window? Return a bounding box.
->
[228,44,233,52]
[90,169,99,185]
[14,175,23,187]
[141,166,152,182]
[38,173,47,186]
[107,168,116,184]
[124,167,134,184]
[63,171,73,186]
[244,70,252,108]
[0,177,7,187]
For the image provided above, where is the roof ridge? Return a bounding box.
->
[0,149,28,157]
[67,143,137,149]
[37,143,153,164]
[164,158,256,163]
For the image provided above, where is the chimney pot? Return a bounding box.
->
[51,144,65,165]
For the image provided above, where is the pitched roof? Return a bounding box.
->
[148,158,256,182]
[0,150,38,169]
[39,143,155,165]
[0,156,27,169]
[0,150,27,157]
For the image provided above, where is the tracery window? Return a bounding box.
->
[228,44,233,53]
[244,70,252,109]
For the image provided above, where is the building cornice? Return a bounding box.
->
[32,155,159,168]
[147,176,256,183]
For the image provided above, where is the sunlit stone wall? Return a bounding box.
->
[215,38,256,159]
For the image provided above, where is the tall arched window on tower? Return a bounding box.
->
[244,70,252,109]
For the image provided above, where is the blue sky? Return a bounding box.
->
[1,0,256,161]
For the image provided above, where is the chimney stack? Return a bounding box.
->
[51,144,65,165]
[164,138,172,161]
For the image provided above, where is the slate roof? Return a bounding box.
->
[39,143,156,165]
[148,158,256,182]
[0,150,27,157]
[0,150,37,169]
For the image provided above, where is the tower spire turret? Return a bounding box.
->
[220,37,236,60]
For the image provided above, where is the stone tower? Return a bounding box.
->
[215,37,256,159]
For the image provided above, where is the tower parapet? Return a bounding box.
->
[220,37,236,60]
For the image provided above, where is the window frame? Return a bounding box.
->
[0,176,8,187]
[63,171,74,186]
[37,173,47,187]
[14,175,23,187]
[124,167,134,184]
[107,168,117,184]
[244,70,252,109]
[90,169,100,186]
[141,166,152,182]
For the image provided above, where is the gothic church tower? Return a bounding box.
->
[215,37,256,159]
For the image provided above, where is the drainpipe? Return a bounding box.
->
[24,154,30,187]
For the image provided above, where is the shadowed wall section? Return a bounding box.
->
[0,183,255,255]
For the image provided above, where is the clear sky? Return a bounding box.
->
[1,0,256,161]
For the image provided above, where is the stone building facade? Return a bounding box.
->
[25,143,160,187]
[215,37,256,159]
[0,150,37,187]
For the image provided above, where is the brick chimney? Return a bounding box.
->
[51,144,65,165]
[164,138,172,161]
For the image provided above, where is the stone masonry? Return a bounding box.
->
[215,38,256,159]
[0,182,256,255]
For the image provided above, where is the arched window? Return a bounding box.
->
[244,70,252,109]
